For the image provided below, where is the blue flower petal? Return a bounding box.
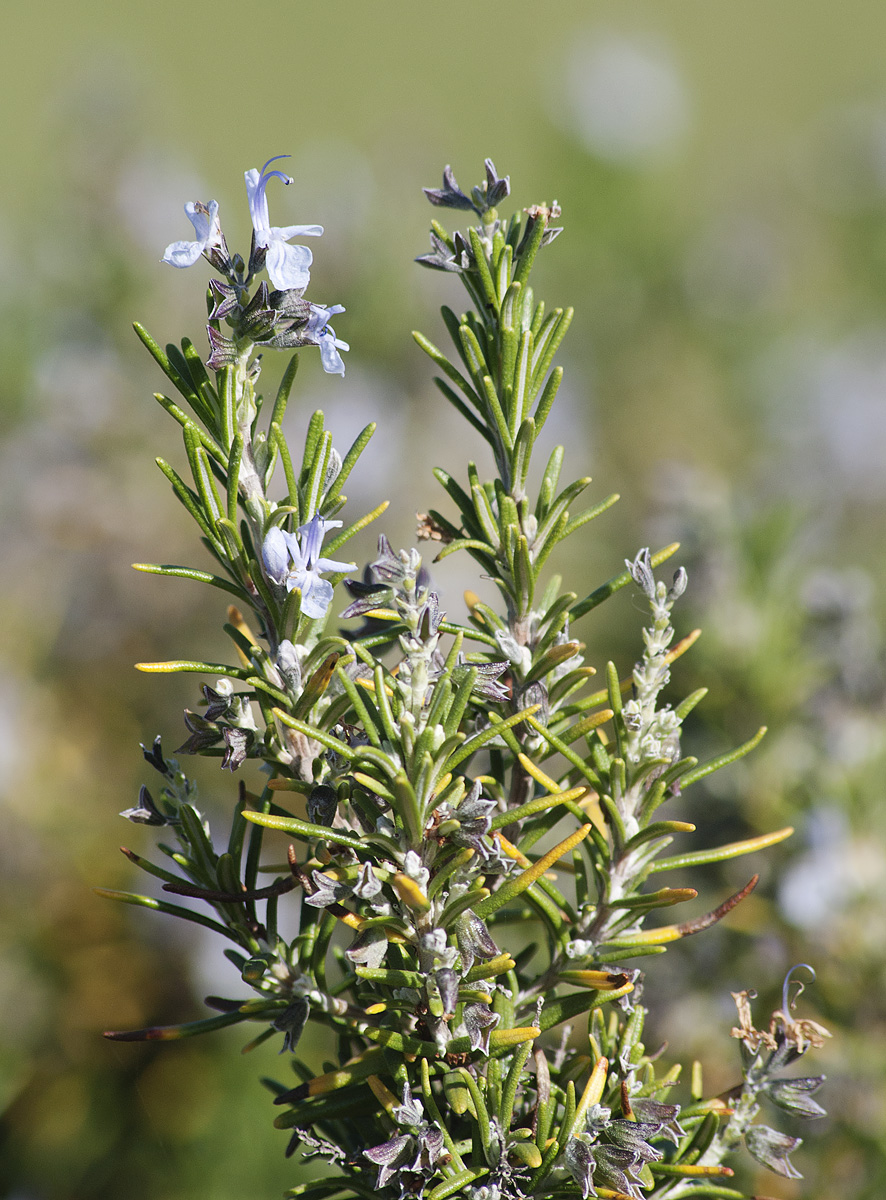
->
[262,526,290,584]
[319,332,346,376]
[300,576,333,620]
[162,200,221,268]
[265,239,313,291]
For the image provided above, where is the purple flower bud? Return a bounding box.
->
[668,566,688,601]
[304,870,351,909]
[462,1002,499,1054]
[275,639,302,692]
[272,997,309,1053]
[765,1076,827,1120]
[352,862,383,901]
[221,726,251,771]
[363,1133,412,1189]
[120,784,168,826]
[423,164,476,212]
[455,910,499,975]
[307,784,337,827]
[745,1124,803,1179]
[626,548,655,599]
[564,1137,597,1199]
[435,968,459,1016]
[345,926,387,970]
[262,526,292,586]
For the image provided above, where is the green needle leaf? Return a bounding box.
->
[650,826,794,872]
[94,889,239,942]
[132,562,247,598]
[104,1010,251,1041]
[242,811,367,853]
[474,824,591,918]
[679,726,767,788]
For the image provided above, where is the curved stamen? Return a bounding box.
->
[782,962,816,1021]
[258,154,293,187]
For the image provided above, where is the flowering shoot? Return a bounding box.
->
[114,157,831,1200]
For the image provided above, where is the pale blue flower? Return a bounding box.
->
[162,200,223,268]
[305,303,349,375]
[245,156,323,290]
[262,515,355,619]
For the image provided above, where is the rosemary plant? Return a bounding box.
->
[103,157,830,1199]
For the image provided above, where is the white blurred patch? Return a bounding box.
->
[778,806,884,931]
[558,31,690,163]
[755,328,886,499]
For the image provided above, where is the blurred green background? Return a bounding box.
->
[2,1,886,1196]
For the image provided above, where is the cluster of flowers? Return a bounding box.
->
[163,156,349,375]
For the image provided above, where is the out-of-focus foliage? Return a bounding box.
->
[1,3,885,1198]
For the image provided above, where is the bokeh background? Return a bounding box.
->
[2,1,885,1196]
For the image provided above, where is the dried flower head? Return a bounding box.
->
[731,964,831,1057]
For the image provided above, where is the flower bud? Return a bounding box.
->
[765,1076,827,1120]
[308,784,338,827]
[744,1124,803,1178]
